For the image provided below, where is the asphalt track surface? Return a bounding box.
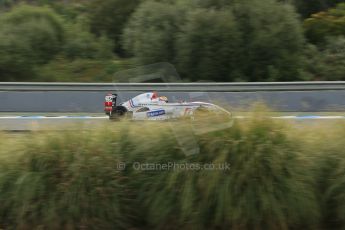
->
[1,115,345,131]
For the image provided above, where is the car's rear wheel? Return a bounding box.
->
[109,106,131,120]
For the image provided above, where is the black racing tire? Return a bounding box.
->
[109,106,129,120]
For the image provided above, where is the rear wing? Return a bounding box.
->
[104,93,117,114]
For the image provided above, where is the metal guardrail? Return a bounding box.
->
[1,82,345,92]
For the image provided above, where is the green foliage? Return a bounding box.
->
[0,28,37,81]
[139,117,320,229]
[292,0,344,18]
[301,123,345,229]
[87,0,142,55]
[232,0,305,81]
[0,131,131,229]
[176,9,242,81]
[47,1,88,22]
[2,115,339,229]
[302,36,345,80]
[304,3,345,45]
[0,4,65,81]
[64,23,114,60]
[124,0,305,81]
[0,0,343,82]
[321,148,345,229]
[0,4,64,43]
[0,4,117,82]
[123,1,184,64]
[190,0,233,9]
[36,57,131,82]
[0,0,14,9]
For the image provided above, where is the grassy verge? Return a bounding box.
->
[0,113,345,229]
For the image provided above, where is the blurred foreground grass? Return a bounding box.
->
[0,112,345,230]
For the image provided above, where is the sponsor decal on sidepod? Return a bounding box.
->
[147,109,166,117]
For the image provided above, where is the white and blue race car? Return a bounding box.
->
[104,92,232,121]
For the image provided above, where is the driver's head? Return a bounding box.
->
[159,96,168,103]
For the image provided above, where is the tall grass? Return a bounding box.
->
[0,115,344,229]
[0,131,131,229]
[138,116,320,230]
[298,123,345,229]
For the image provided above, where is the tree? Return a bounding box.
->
[304,3,345,45]
[292,0,344,18]
[0,28,36,81]
[232,0,305,81]
[123,0,305,81]
[303,36,345,80]
[123,1,184,65]
[87,0,142,56]
[176,9,242,81]
[0,5,65,81]
[191,0,233,9]
[63,22,114,60]
[322,36,345,80]
[0,4,65,61]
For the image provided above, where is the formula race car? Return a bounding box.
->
[104,92,232,121]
